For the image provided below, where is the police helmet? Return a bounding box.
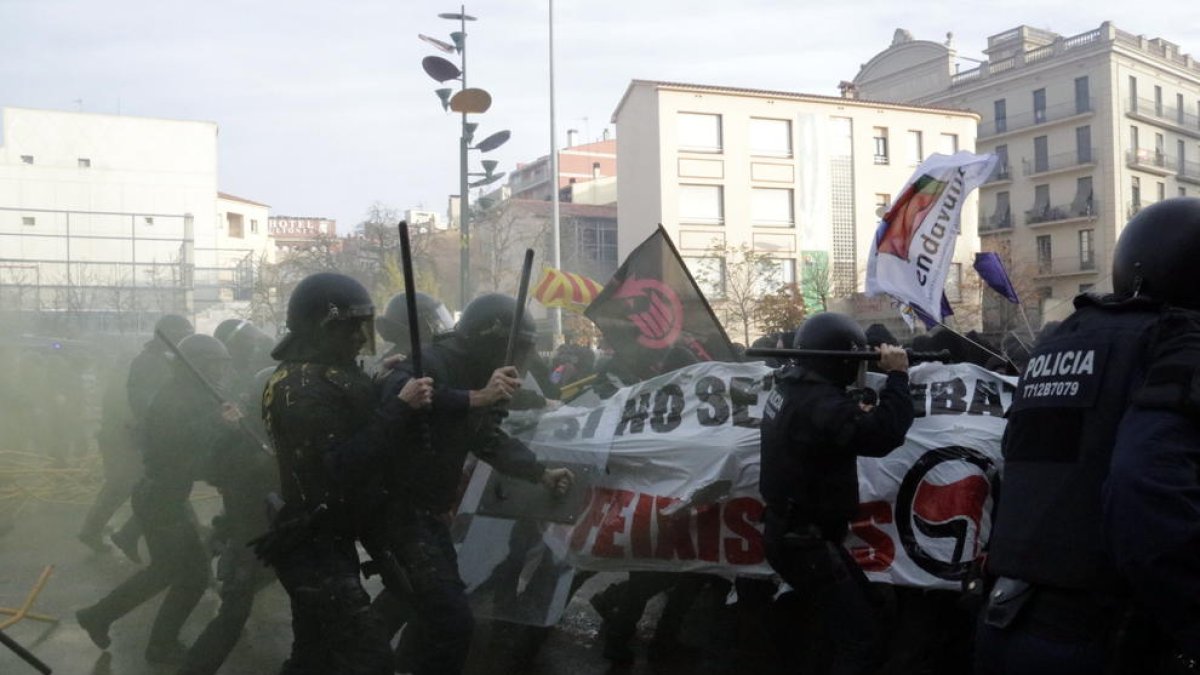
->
[792,312,868,386]
[213,318,247,344]
[459,293,537,348]
[1113,197,1200,309]
[225,322,274,369]
[376,292,454,349]
[176,334,231,384]
[272,273,376,361]
[154,314,195,346]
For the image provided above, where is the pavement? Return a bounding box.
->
[0,495,717,675]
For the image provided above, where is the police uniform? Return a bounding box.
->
[371,329,547,675]
[760,359,914,675]
[77,361,230,664]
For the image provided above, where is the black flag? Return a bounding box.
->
[585,225,736,378]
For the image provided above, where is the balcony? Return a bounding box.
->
[1126,148,1177,176]
[1179,159,1200,186]
[983,163,1013,185]
[1025,198,1097,227]
[1127,97,1200,139]
[979,99,1094,139]
[1022,149,1096,177]
[1036,255,1099,278]
[979,211,1013,234]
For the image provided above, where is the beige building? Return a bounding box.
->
[853,22,1200,331]
[611,80,981,336]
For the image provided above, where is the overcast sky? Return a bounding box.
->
[3,0,1200,233]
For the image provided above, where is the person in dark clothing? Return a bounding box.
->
[101,314,195,562]
[76,333,236,665]
[176,366,278,675]
[375,291,454,361]
[976,198,1200,674]
[371,292,574,675]
[257,272,431,675]
[759,312,913,675]
[78,351,140,553]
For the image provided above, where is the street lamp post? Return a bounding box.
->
[421,7,509,310]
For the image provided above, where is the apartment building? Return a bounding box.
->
[853,22,1200,330]
[611,79,981,334]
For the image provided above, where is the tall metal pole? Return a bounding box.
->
[458,6,471,310]
[549,0,563,345]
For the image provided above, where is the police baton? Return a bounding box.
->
[154,329,275,457]
[0,628,52,674]
[744,347,953,363]
[505,249,536,368]
[397,220,433,458]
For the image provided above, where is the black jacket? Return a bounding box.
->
[759,367,914,540]
[379,334,545,515]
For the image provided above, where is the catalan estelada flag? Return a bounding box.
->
[532,267,604,313]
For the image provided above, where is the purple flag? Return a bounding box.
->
[973,252,1020,304]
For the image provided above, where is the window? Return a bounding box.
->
[1132,176,1142,210]
[21,216,35,226]
[144,216,154,225]
[939,133,958,155]
[1155,86,1164,117]
[251,219,259,234]
[749,118,791,157]
[19,155,33,164]
[678,184,724,225]
[227,212,245,238]
[1079,229,1095,270]
[1072,177,1094,217]
[993,99,1007,134]
[1178,93,1186,124]
[683,256,726,299]
[945,263,963,302]
[1034,136,1049,173]
[872,127,889,164]
[1180,140,1187,172]
[991,191,1011,229]
[677,113,722,153]
[78,158,90,168]
[1129,76,1139,111]
[994,144,1010,179]
[1075,76,1090,114]
[1032,184,1051,221]
[1181,187,1188,197]
[756,258,796,294]
[751,188,794,227]
[906,130,923,165]
[1155,133,1165,165]
[1037,235,1053,274]
[874,193,891,218]
[1158,182,1166,201]
[1076,126,1092,163]
[1033,88,1047,124]
[1130,125,1139,152]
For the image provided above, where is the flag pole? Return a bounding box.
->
[1016,301,1038,342]
[928,316,1019,372]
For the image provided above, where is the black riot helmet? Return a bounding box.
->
[213,318,247,344]
[1113,197,1200,309]
[224,321,275,370]
[272,272,376,363]
[376,292,454,354]
[458,293,537,368]
[792,312,868,387]
[175,333,232,385]
[154,314,195,347]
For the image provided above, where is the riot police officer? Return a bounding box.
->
[76,333,237,665]
[975,198,1200,674]
[759,312,913,675]
[372,292,574,675]
[258,272,431,675]
[375,291,454,360]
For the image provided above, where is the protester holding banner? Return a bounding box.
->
[976,198,1200,673]
[759,312,913,675]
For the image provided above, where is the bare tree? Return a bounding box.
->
[693,241,782,345]
[473,200,552,296]
[800,252,836,313]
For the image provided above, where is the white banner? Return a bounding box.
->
[459,361,1014,598]
[865,151,997,322]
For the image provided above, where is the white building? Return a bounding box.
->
[612,80,981,335]
[0,107,273,329]
[852,23,1200,331]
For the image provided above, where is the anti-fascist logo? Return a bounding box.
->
[614,275,684,350]
[894,446,999,580]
